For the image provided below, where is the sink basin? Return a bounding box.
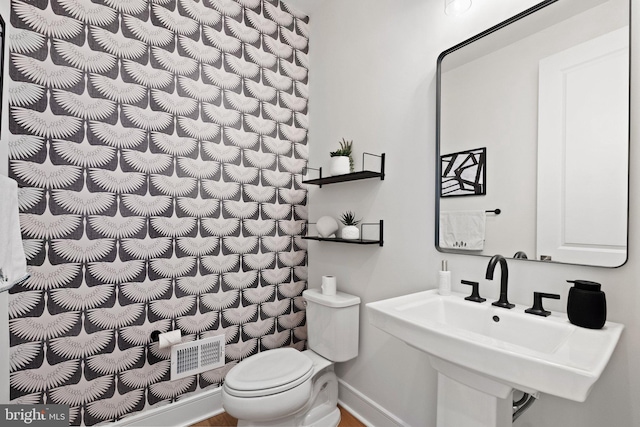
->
[367,290,623,402]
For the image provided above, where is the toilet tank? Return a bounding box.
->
[302,289,360,362]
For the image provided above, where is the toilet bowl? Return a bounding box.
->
[222,289,360,427]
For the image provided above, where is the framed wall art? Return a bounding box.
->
[441,147,486,197]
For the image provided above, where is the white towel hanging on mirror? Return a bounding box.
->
[439,210,486,251]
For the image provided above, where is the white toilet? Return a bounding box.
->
[222,288,360,427]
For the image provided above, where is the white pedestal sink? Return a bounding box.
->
[367,290,624,427]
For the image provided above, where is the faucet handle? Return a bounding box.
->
[461,280,486,303]
[525,292,561,317]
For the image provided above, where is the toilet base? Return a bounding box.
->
[235,363,340,427]
[225,350,342,427]
[303,406,340,427]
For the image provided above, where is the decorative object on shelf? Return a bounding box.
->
[329,138,354,176]
[329,156,350,177]
[316,216,339,238]
[321,275,337,296]
[441,147,486,197]
[340,211,361,240]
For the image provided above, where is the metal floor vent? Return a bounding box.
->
[171,335,225,380]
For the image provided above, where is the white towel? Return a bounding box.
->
[439,210,486,251]
[0,176,28,292]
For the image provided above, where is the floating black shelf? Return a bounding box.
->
[302,236,382,245]
[302,220,384,247]
[303,153,385,187]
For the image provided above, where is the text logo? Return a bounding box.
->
[1,405,68,426]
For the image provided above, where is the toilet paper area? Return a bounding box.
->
[158,330,183,349]
[321,276,337,296]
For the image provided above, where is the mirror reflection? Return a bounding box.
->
[436,0,629,267]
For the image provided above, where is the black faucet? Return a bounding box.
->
[486,254,515,309]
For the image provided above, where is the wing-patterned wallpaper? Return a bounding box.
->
[6,0,310,424]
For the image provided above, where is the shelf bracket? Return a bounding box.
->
[363,152,385,181]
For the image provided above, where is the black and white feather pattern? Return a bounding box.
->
[8,0,310,424]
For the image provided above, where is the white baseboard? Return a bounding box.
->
[337,379,409,427]
[113,379,405,427]
[114,387,224,427]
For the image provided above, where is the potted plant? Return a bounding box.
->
[340,210,361,240]
[329,138,354,176]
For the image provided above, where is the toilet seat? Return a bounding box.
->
[224,348,314,398]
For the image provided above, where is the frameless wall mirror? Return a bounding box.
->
[436,0,629,267]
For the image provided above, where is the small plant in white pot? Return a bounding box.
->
[329,138,354,176]
[340,211,361,240]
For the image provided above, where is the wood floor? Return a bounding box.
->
[191,405,366,427]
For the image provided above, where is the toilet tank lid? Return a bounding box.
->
[303,289,361,308]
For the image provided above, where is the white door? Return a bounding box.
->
[537,27,628,266]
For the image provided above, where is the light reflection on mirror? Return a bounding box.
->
[436,0,629,267]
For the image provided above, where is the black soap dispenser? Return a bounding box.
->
[566,280,607,329]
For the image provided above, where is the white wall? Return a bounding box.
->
[306,0,640,426]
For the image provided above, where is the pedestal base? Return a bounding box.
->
[436,373,512,427]
[429,356,517,427]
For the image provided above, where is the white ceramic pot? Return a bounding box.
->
[329,156,350,176]
[341,225,360,240]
